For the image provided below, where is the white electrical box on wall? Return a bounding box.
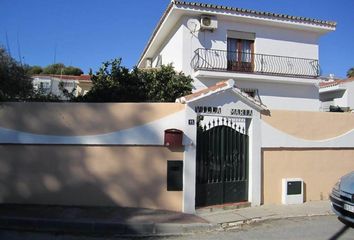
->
[282,178,304,204]
[200,15,218,31]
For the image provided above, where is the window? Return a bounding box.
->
[241,88,260,101]
[227,31,255,72]
[39,81,51,89]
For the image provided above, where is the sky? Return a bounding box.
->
[1,0,353,78]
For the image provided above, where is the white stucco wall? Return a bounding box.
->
[333,90,348,108]
[194,78,320,111]
[32,77,52,94]
[320,82,354,111]
[182,16,321,111]
[0,110,186,145]
[152,15,321,78]
[51,79,77,97]
[345,82,354,110]
[152,21,184,71]
[237,80,320,111]
[338,81,354,110]
[150,15,323,111]
[180,16,319,76]
[32,77,78,99]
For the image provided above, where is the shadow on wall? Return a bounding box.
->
[198,31,213,50]
[0,103,184,212]
[0,102,183,136]
[0,145,183,210]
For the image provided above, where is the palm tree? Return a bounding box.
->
[347,67,354,78]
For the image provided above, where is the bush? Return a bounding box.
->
[79,58,192,102]
[0,47,33,101]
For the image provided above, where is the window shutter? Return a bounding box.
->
[227,30,255,41]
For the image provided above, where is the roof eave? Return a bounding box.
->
[137,2,175,68]
[231,88,268,111]
[176,82,232,104]
[176,79,268,111]
[173,1,337,28]
[174,3,336,33]
[138,1,336,68]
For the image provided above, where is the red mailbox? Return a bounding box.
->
[164,129,183,148]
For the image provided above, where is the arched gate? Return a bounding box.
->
[196,117,249,207]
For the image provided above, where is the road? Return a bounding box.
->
[0,215,353,240]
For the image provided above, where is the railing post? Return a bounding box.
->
[197,49,200,69]
[261,54,264,73]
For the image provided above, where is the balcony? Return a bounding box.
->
[191,48,320,78]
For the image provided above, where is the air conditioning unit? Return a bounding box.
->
[282,178,304,204]
[200,15,217,31]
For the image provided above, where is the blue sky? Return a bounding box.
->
[1,0,353,78]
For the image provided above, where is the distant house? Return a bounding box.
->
[319,77,354,112]
[32,74,92,99]
[137,1,336,111]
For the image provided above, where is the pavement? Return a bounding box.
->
[197,200,334,229]
[0,201,334,236]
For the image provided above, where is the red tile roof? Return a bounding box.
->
[182,81,229,102]
[32,74,91,82]
[176,79,267,110]
[319,77,354,88]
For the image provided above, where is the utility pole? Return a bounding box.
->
[5,31,11,57]
[53,43,57,64]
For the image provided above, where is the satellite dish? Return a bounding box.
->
[187,18,200,33]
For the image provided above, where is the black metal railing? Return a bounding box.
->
[191,48,320,78]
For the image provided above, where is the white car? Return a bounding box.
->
[330,171,354,225]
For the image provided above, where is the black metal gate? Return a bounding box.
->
[196,117,248,207]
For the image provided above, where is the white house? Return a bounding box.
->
[138,1,336,111]
[32,74,92,99]
[319,77,354,111]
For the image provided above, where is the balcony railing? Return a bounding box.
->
[191,48,320,78]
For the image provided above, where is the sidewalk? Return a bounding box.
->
[197,201,334,229]
[0,201,334,236]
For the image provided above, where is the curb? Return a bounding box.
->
[0,216,220,236]
[220,212,335,230]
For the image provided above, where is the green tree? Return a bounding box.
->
[26,65,43,75]
[79,58,146,102]
[137,64,193,102]
[42,63,66,75]
[61,66,83,76]
[347,67,354,78]
[77,58,192,102]
[41,63,83,76]
[0,47,33,101]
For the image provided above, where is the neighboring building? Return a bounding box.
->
[319,77,354,112]
[32,74,92,99]
[138,1,336,111]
